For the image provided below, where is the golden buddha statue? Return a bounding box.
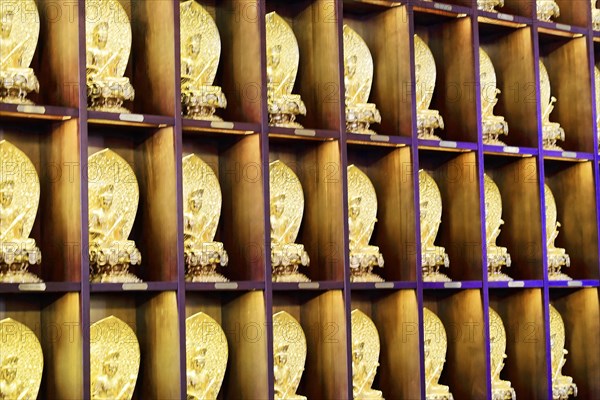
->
[544,184,572,280]
[593,0,600,31]
[0,318,43,400]
[273,311,307,400]
[266,12,307,128]
[88,149,142,283]
[186,312,228,400]
[270,160,310,282]
[477,0,504,12]
[539,61,565,150]
[91,316,139,400]
[549,305,577,399]
[86,0,135,113]
[180,1,227,120]
[537,0,560,21]
[488,308,516,400]
[480,48,509,145]
[419,170,450,282]
[183,154,228,282]
[0,140,42,283]
[423,308,454,400]
[351,310,384,399]
[0,2,40,104]
[414,35,445,140]
[343,25,381,135]
[484,174,512,281]
[347,165,384,282]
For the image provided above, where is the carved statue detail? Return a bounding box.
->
[544,184,571,280]
[480,48,509,145]
[423,308,454,400]
[489,308,516,400]
[273,311,307,400]
[414,35,444,140]
[484,174,512,280]
[539,61,565,150]
[351,310,384,399]
[549,305,577,399]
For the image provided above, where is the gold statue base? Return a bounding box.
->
[271,244,310,282]
[422,250,450,282]
[346,104,381,135]
[349,252,384,282]
[0,241,43,283]
[185,264,228,283]
[543,124,565,150]
[272,269,310,283]
[553,381,577,400]
[268,95,307,128]
[548,253,571,280]
[0,68,39,105]
[87,79,135,114]
[492,386,516,400]
[90,267,141,283]
[488,250,512,281]
[0,266,42,283]
[417,110,444,140]
[89,244,142,283]
[483,118,508,146]
[426,392,454,400]
[184,243,228,282]
[182,85,227,121]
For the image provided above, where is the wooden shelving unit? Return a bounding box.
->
[1,0,599,399]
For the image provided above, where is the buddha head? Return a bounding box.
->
[352,340,365,364]
[99,184,115,210]
[92,22,109,50]
[0,180,15,208]
[102,350,120,378]
[186,34,202,60]
[349,196,361,220]
[188,189,204,213]
[0,10,14,39]
[0,354,18,384]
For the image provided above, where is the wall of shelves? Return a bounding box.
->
[1,0,599,399]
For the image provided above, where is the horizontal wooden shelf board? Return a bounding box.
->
[268,126,339,141]
[185,281,265,291]
[182,119,260,135]
[537,21,589,36]
[412,1,472,18]
[418,139,477,152]
[342,0,404,14]
[0,282,80,294]
[548,279,599,288]
[483,144,538,157]
[0,103,78,121]
[350,281,417,290]
[87,111,174,128]
[477,12,530,28]
[488,280,544,289]
[422,280,483,290]
[90,281,178,293]
[272,281,345,291]
[542,150,594,161]
[346,132,412,147]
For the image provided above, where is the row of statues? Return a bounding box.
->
[1,304,577,400]
[3,1,596,151]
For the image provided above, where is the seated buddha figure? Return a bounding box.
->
[544,185,571,280]
[343,25,381,135]
[92,350,136,400]
[537,0,560,21]
[549,307,577,399]
[414,35,445,140]
[187,346,217,400]
[477,0,504,12]
[0,179,42,283]
[542,96,565,150]
[86,18,135,113]
[423,308,454,400]
[489,308,516,400]
[348,195,384,282]
[352,341,384,400]
[180,1,227,121]
[183,188,228,282]
[480,48,509,145]
[274,344,306,400]
[89,183,141,282]
[484,175,512,280]
[0,354,31,400]
[0,8,39,104]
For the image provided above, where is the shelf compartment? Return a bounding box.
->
[272,290,349,399]
[544,160,600,280]
[537,33,595,153]
[489,288,549,399]
[266,0,344,131]
[347,145,418,281]
[482,144,538,157]
[350,290,421,399]
[413,10,478,142]
[269,139,346,282]
[343,4,413,137]
[477,0,535,19]
[550,288,600,398]
[418,150,484,281]
[423,289,487,399]
[185,290,268,399]
[183,134,266,281]
[479,24,539,148]
[537,0,591,28]
[192,0,264,125]
[0,118,82,282]
[88,125,179,282]
[484,155,544,280]
[0,292,82,399]
[90,291,181,399]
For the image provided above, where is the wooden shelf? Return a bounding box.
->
[477,0,535,20]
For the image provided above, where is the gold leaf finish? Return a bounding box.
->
[537,0,560,21]
[419,170,450,282]
[273,311,307,400]
[351,309,384,399]
[480,48,508,145]
[186,312,228,399]
[180,0,227,120]
[539,61,565,150]
[347,165,384,282]
[90,316,140,400]
[593,0,600,31]
[414,34,444,140]
[549,305,577,399]
[266,12,306,128]
[182,154,228,282]
[423,308,454,400]
[269,160,310,282]
[88,148,142,283]
[488,308,516,400]
[0,318,43,400]
[484,174,512,280]
[0,0,40,104]
[86,0,135,112]
[544,184,571,280]
[0,140,42,283]
[343,25,381,135]
[477,0,504,12]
